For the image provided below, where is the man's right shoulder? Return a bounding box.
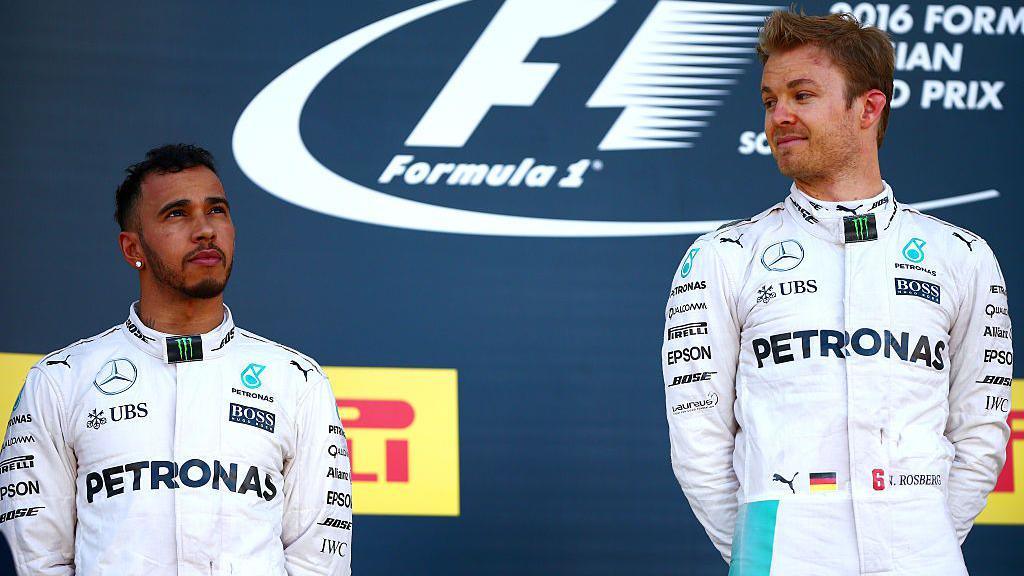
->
[31,324,125,383]
[684,201,786,254]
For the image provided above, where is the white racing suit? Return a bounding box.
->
[663,182,1012,575]
[0,304,353,575]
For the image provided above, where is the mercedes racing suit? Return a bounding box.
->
[0,304,353,575]
[663,182,1012,575]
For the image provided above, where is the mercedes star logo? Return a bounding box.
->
[93,358,138,395]
[761,240,805,272]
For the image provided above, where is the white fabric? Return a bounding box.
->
[0,304,353,575]
[663,182,1012,575]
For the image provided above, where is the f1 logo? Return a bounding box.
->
[406,0,614,147]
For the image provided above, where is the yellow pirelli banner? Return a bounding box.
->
[0,353,460,517]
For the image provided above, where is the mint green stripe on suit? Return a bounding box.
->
[728,500,780,576]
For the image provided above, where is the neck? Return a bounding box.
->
[137,281,225,335]
[793,151,883,203]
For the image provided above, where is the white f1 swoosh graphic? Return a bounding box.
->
[232,0,1000,238]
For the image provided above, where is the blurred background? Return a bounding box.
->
[1,1,1020,574]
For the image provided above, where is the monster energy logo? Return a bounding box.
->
[166,335,203,363]
[176,338,193,359]
[843,214,877,243]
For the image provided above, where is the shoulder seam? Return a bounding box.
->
[901,208,979,239]
[238,331,325,377]
[710,203,784,238]
[41,327,120,362]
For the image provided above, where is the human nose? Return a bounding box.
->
[192,212,215,242]
[769,99,796,126]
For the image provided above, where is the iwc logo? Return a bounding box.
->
[93,359,138,395]
[761,240,805,272]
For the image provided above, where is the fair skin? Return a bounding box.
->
[761,44,888,203]
[117,166,236,335]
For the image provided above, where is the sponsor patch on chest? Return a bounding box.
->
[894,277,941,304]
[228,403,276,433]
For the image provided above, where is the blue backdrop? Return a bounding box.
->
[1,1,1020,574]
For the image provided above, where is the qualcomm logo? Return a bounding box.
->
[233,0,1001,238]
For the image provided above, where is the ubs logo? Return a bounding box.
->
[93,359,138,395]
[761,240,805,272]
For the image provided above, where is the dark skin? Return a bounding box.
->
[118,166,236,335]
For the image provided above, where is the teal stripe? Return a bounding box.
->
[728,500,780,576]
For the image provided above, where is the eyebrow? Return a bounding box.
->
[157,196,230,215]
[761,78,820,94]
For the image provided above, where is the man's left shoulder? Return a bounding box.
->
[898,206,995,261]
[233,328,327,386]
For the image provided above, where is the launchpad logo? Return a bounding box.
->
[234,0,1000,236]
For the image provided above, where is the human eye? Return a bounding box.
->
[795,91,814,101]
[762,99,776,110]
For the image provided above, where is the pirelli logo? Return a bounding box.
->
[325,367,459,517]
[977,380,1024,525]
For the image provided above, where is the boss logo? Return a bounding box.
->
[228,403,276,433]
[894,278,941,304]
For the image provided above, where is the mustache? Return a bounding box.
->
[183,244,227,261]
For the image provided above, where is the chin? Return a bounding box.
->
[182,279,228,300]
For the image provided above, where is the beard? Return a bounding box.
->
[773,116,860,182]
[139,235,232,300]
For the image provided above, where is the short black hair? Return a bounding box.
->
[115,144,217,231]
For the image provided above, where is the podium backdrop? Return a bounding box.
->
[2,1,1021,573]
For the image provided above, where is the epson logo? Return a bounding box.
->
[85,460,277,504]
[232,1,993,237]
[752,329,946,370]
[0,481,39,501]
[667,322,708,340]
[229,403,276,433]
[894,278,941,304]
[666,346,711,365]
[983,349,1013,365]
[327,491,353,508]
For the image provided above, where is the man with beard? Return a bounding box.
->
[0,145,353,575]
[663,11,1011,575]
